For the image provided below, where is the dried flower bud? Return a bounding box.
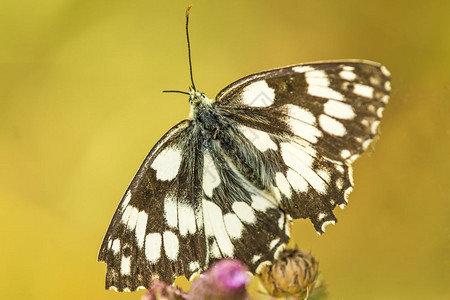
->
[141,280,188,300]
[188,259,249,300]
[259,247,319,298]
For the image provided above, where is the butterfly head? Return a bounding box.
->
[188,89,214,119]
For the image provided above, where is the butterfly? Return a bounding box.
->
[98,6,390,292]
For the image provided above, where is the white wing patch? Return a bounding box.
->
[275,172,292,198]
[239,125,277,152]
[145,233,162,263]
[164,196,178,229]
[353,84,374,99]
[231,201,256,224]
[151,147,182,181]
[319,114,347,136]
[223,213,244,239]
[177,202,197,236]
[121,256,131,275]
[242,80,275,107]
[305,70,330,86]
[203,151,221,197]
[308,85,345,101]
[285,104,316,125]
[286,168,309,193]
[203,199,234,256]
[323,100,356,120]
[135,210,148,248]
[281,142,327,194]
[163,231,179,261]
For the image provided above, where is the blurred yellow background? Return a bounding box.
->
[1,1,449,299]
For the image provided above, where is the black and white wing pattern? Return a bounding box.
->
[98,60,390,292]
[98,121,289,291]
[215,60,390,232]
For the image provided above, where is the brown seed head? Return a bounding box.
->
[259,247,319,298]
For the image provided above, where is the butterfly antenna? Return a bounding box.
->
[185,4,196,91]
[162,5,196,96]
[162,90,190,95]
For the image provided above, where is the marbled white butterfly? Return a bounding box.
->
[98,6,390,292]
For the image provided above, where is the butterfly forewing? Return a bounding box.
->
[99,60,390,291]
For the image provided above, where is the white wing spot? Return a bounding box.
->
[361,119,370,127]
[319,114,347,136]
[339,70,357,81]
[287,117,322,144]
[341,149,351,159]
[376,107,384,118]
[344,186,354,203]
[145,233,162,263]
[317,169,331,183]
[278,214,285,230]
[371,121,380,134]
[135,210,148,248]
[111,239,120,254]
[210,240,222,258]
[370,76,381,86]
[121,205,133,224]
[178,202,197,236]
[321,220,335,233]
[305,70,330,86]
[336,178,344,189]
[252,254,262,264]
[381,65,391,77]
[203,200,234,256]
[324,100,356,120]
[121,190,131,209]
[164,196,178,229]
[285,104,316,125]
[239,125,277,152]
[224,213,243,239]
[126,206,139,231]
[251,194,274,211]
[121,255,131,275]
[269,238,280,249]
[163,231,179,261]
[384,81,391,91]
[286,169,309,193]
[293,65,314,73]
[232,201,256,224]
[353,84,374,98]
[381,95,389,103]
[281,142,314,169]
[281,142,326,194]
[203,151,221,198]
[335,164,345,173]
[342,65,355,71]
[275,172,292,198]
[308,85,345,101]
[189,261,200,272]
[151,147,182,181]
[318,213,326,220]
[362,139,372,150]
[242,80,275,107]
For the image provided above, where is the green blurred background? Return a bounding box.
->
[1,1,449,299]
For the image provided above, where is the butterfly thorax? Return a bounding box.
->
[188,90,230,140]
